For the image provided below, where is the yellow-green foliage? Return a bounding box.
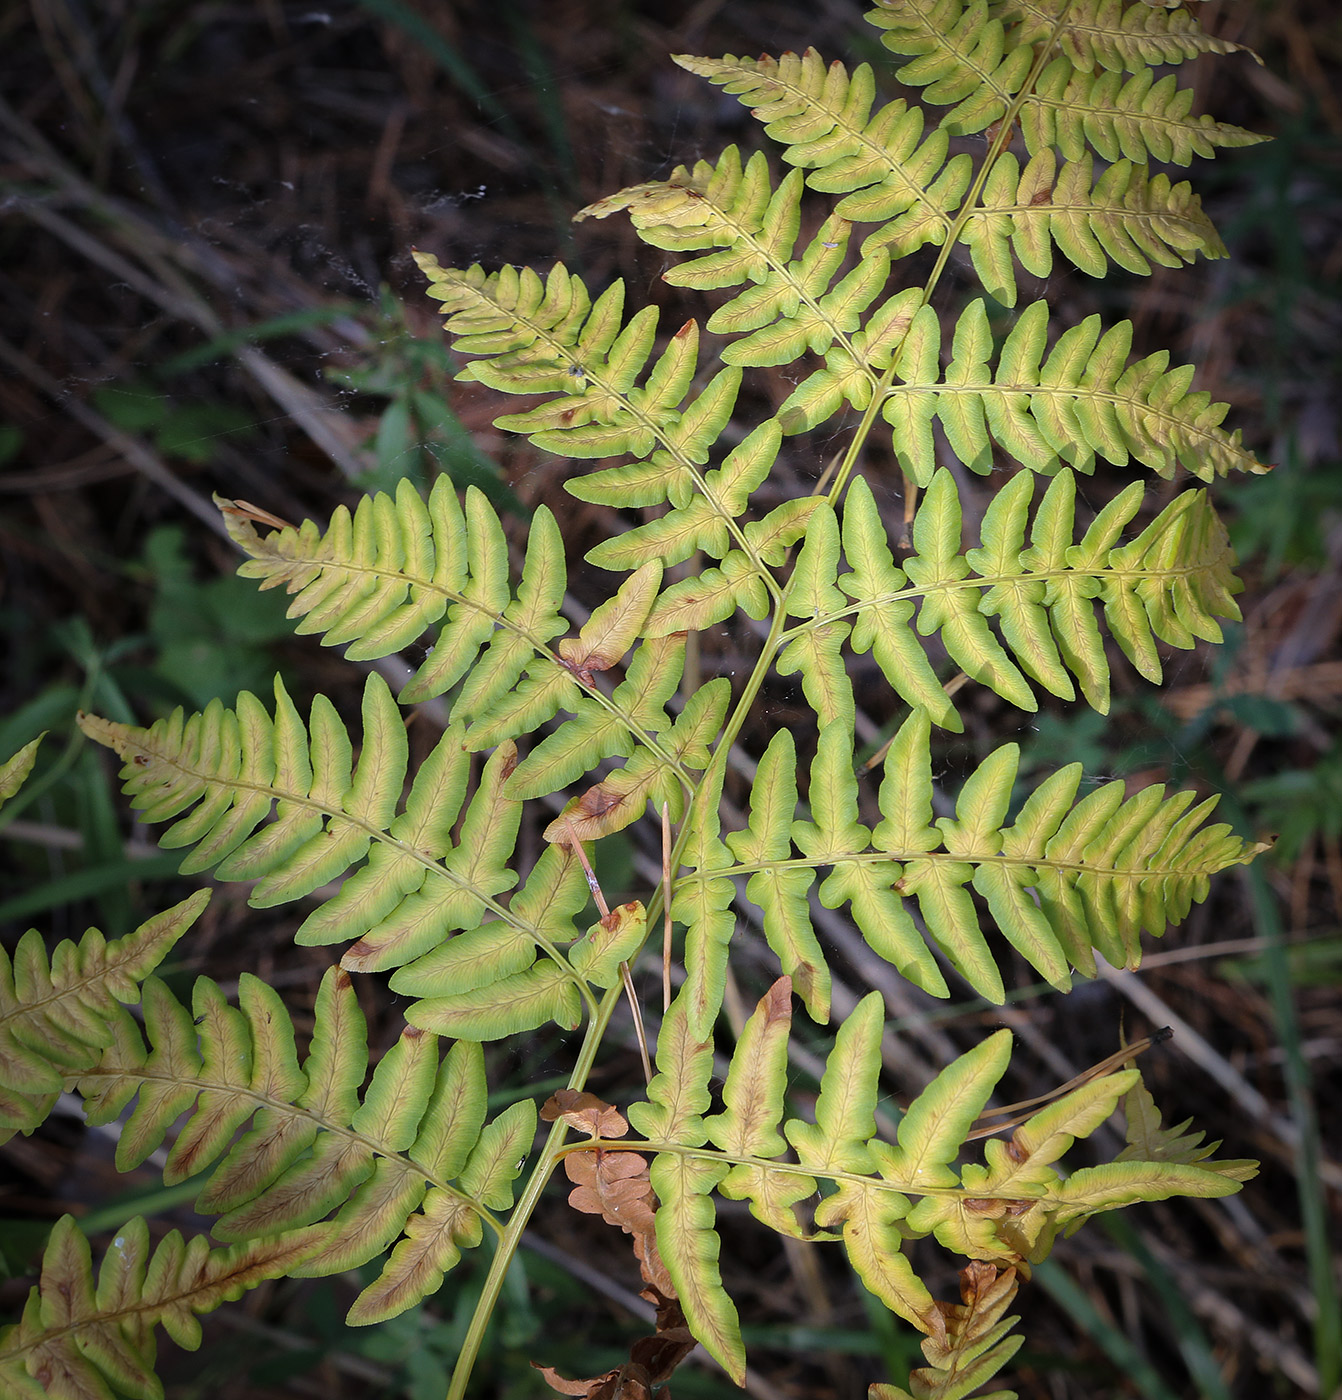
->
[2,4,1271,1398]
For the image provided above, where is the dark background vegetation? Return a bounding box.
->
[1,1,1339,1397]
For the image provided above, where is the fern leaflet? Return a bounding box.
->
[0,1216,327,1400]
[608,980,1252,1380]
[0,737,42,808]
[683,711,1260,1010]
[76,966,541,1323]
[78,678,678,1033]
[0,893,208,1141]
[779,298,1265,478]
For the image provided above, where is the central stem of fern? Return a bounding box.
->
[444,617,797,1397]
[445,979,625,1400]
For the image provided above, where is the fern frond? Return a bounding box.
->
[864,0,1033,134]
[415,257,684,456]
[706,978,816,1239]
[578,423,783,573]
[867,0,1252,138]
[678,37,1251,310]
[0,893,208,1142]
[782,298,1265,479]
[407,260,795,579]
[223,478,570,706]
[503,632,685,800]
[671,63,973,269]
[907,1061,1257,1253]
[870,1262,1023,1400]
[1022,57,1268,166]
[692,708,1258,1006]
[578,147,900,376]
[618,988,1247,1380]
[539,676,730,848]
[641,498,824,636]
[0,1216,327,1400]
[788,468,1242,726]
[78,676,638,1027]
[953,150,1226,307]
[1002,0,1256,74]
[77,966,539,1324]
[414,251,747,503]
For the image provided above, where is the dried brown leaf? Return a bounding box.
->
[542,1089,630,1140]
[534,1288,694,1399]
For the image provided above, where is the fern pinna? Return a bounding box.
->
[3,3,1271,1398]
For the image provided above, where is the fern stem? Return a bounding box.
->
[445,980,625,1400]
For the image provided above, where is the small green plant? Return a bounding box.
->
[1,4,1276,1397]
[90,382,256,467]
[327,288,523,509]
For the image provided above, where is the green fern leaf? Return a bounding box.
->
[672,51,965,260]
[785,989,882,1176]
[641,496,822,639]
[568,901,649,989]
[385,845,587,1003]
[0,736,42,809]
[696,709,1257,1002]
[823,466,1243,718]
[954,150,1227,307]
[726,733,828,1021]
[882,1030,1014,1190]
[503,633,685,801]
[696,980,794,1164]
[406,964,581,1040]
[542,677,730,849]
[627,992,714,1147]
[224,480,569,707]
[0,6,1278,1396]
[0,1215,326,1400]
[649,1152,741,1380]
[865,0,1031,134]
[838,477,961,730]
[642,551,768,635]
[666,756,737,1040]
[903,1066,1178,1261]
[79,677,605,1014]
[579,147,902,373]
[625,1013,1254,1374]
[458,1098,537,1208]
[903,470,1037,712]
[1022,57,1268,166]
[568,362,742,505]
[626,1001,739,1373]
[400,902,652,1038]
[415,253,726,468]
[585,420,782,572]
[784,298,1265,478]
[777,506,856,734]
[1050,1157,1251,1229]
[73,967,534,1322]
[782,992,941,1328]
[703,979,814,1236]
[1004,0,1256,73]
[0,893,208,1142]
[869,0,1252,137]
